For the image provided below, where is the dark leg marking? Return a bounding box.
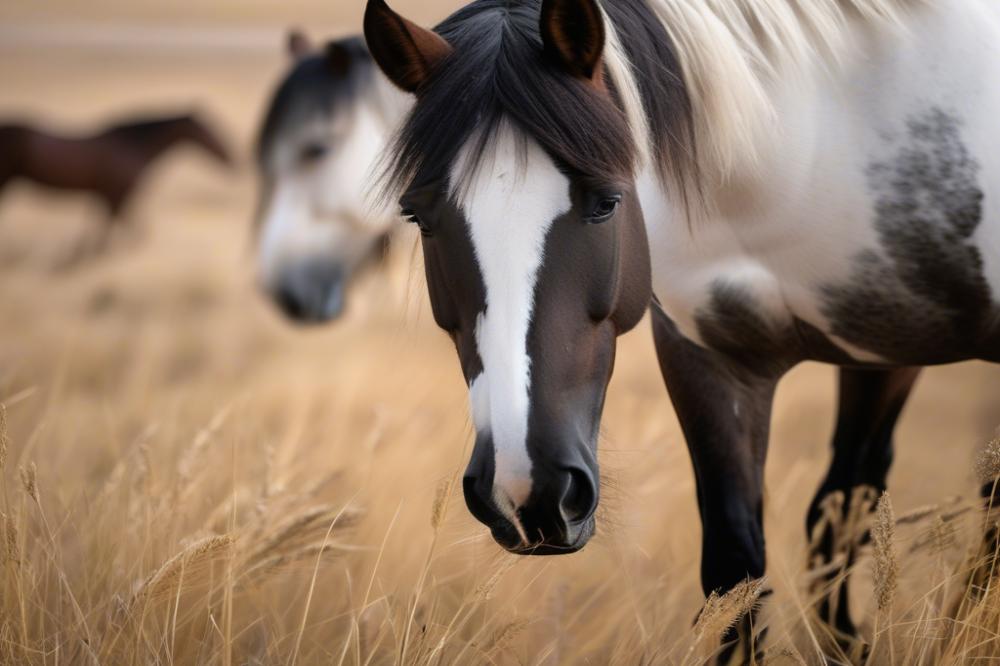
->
[653,305,782,664]
[805,367,920,650]
[822,108,996,364]
[964,479,1000,605]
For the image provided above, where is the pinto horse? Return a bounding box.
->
[254,30,409,322]
[362,0,1000,659]
[0,113,231,251]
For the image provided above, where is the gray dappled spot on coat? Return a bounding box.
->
[821,108,993,363]
[693,282,854,376]
[694,282,789,376]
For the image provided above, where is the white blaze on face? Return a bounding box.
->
[454,123,572,511]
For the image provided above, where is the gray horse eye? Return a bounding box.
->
[299,142,329,164]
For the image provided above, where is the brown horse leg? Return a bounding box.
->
[805,367,920,653]
[90,188,133,255]
[651,307,780,665]
[111,186,152,253]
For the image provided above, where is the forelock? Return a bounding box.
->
[378,0,636,203]
[256,37,374,169]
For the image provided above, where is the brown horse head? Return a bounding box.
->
[365,0,652,554]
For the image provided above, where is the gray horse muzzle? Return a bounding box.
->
[270,262,347,323]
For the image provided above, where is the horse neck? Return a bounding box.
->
[128,123,191,162]
[0,128,24,184]
[613,0,912,212]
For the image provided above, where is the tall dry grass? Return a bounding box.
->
[2,367,1000,665]
[0,218,998,664]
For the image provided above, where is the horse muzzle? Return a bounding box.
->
[268,264,346,323]
[463,441,599,556]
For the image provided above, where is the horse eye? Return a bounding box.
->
[299,143,328,164]
[586,195,622,223]
[401,208,432,236]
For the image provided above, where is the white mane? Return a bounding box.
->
[602,0,921,197]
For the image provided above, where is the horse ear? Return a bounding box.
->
[363,0,453,94]
[539,0,606,84]
[287,29,312,60]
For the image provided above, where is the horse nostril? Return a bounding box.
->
[463,473,499,527]
[271,270,346,323]
[275,286,306,320]
[322,280,346,320]
[559,467,597,525]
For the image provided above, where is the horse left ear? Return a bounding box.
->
[364,0,453,94]
[287,29,312,60]
[540,0,606,84]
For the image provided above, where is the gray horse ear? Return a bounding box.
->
[539,0,606,84]
[287,29,312,59]
[363,0,453,93]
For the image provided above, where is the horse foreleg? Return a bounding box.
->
[805,367,920,652]
[959,477,1000,609]
[651,307,778,665]
[92,187,135,252]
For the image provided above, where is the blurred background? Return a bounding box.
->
[0,1,998,663]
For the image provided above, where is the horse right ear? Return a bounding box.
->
[540,0,606,84]
[363,0,452,94]
[287,29,312,59]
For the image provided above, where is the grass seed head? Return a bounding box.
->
[19,462,37,502]
[2,512,18,565]
[693,577,766,643]
[430,477,451,530]
[872,491,898,612]
[132,534,234,605]
[975,429,1000,486]
[491,617,532,653]
[0,403,8,471]
[243,542,353,583]
[245,503,362,572]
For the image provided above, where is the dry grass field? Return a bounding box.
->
[1,2,1000,664]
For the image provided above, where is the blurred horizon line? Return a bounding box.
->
[0,21,355,53]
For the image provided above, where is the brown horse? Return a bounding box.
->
[0,113,232,253]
